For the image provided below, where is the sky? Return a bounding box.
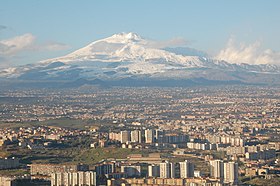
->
[0,0,280,67]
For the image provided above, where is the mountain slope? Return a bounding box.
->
[0,32,280,85]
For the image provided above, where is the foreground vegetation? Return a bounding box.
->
[244,177,280,186]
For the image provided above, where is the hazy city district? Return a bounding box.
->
[0,86,279,186]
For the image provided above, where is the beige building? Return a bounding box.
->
[0,176,13,186]
[159,161,175,178]
[107,177,222,186]
[51,171,96,186]
[223,162,238,185]
[179,160,194,178]
[144,129,154,143]
[131,130,142,143]
[210,160,224,180]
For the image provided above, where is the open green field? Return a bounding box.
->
[12,147,145,165]
[244,177,280,186]
[0,169,28,176]
[73,147,144,164]
[170,154,210,175]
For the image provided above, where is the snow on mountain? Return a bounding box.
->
[41,32,202,66]
[32,32,210,77]
[1,32,280,82]
[40,32,145,63]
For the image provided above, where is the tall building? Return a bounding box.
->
[51,171,96,186]
[121,165,141,177]
[179,160,194,178]
[121,131,131,144]
[148,164,160,177]
[224,162,238,185]
[95,162,115,175]
[209,160,224,180]
[154,129,164,143]
[159,161,175,178]
[131,130,142,143]
[145,129,154,143]
[0,158,20,170]
[109,132,121,141]
[0,176,12,186]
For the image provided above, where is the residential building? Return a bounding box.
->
[209,160,224,180]
[121,165,141,177]
[159,161,175,178]
[95,162,115,175]
[131,130,142,143]
[121,131,131,144]
[51,171,96,186]
[179,160,194,178]
[145,129,154,143]
[223,162,238,185]
[148,164,160,177]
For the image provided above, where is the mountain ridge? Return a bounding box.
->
[1,32,280,86]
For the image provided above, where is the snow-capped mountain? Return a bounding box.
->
[1,32,280,86]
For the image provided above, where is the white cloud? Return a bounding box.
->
[0,33,70,66]
[216,37,280,65]
[0,33,35,56]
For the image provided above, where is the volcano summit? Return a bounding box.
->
[1,32,280,86]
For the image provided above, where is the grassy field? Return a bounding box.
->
[0,169,28,176]
[244,177,280,186]
[73,147,144,164]
[170,154,210,175]
[12,147,145,165]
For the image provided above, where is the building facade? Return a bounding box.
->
[0,158,20,170]
[148,164,160,178]
[121,165,141,177]
[179,160,194,178]
[210,160,224,180]
[224,162,238,185]
[51,171,96,186]
[159,161,175,178]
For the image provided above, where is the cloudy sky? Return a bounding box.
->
[0,0,279,67]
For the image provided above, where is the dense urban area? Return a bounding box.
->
[0,86,279,186]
